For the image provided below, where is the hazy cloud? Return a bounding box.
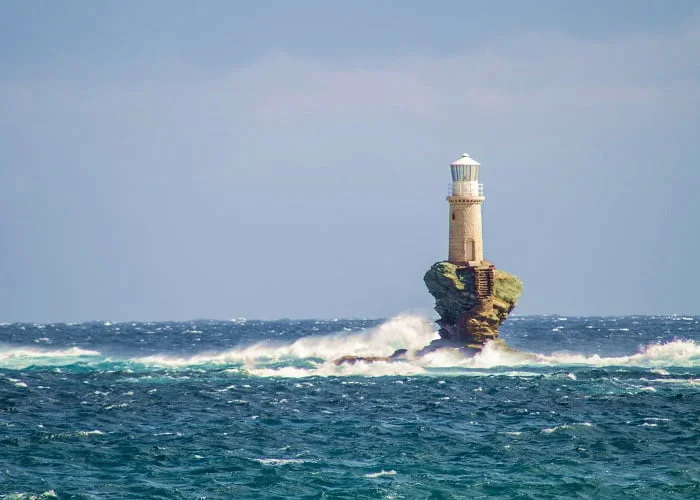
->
[1,13,699,321]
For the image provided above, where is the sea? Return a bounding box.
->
[0,315,698,499]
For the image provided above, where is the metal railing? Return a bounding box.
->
[448,183,484,197]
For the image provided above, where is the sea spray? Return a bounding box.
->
[134,314,438,368]
[1,316,700,376]
[0,345,102,369]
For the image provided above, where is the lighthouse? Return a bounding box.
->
[447,153,486,266]
[423,152,522,348]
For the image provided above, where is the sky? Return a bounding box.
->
[1,1,699,322]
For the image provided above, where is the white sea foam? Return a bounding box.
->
[417,340,536,369]
[531,339,700,368]
[240,332,700,378]
[104,403,129,410]
[415,337,700,371]
[0,346,102,369]
[246,359,428,378]
[2,315,699,378]
[130,315,700,377]
[76,430,104,436]
[542,422,592,433]
[365,470,397,478]
[255,458,309,466]
[4,491,58,499]
[651,378,700,386]
[136,314,438,368]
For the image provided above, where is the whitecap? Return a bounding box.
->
[542,422,592,433]
[20,316,692,379]
[5,491,58,499]
[215,385,237,392]
[76,430,104,436]
[365,470,397,478]
[652,378,700,386]
[134,314,438,368]
[104,403,129,410]
[0,346,102,369]
[531,339,700,369]
[542,425,568,433]
[255,458,308,466]
[6,377,28,388]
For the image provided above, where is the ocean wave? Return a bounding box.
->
[235,333,700,378]
[0,346,102,369]
[542,422,593,433]
[1,315,699,377]
[417,337,700,370]
[245,360,428,378]
[254,458,310,466]
[532,339,700,368]
[134,314,437,368]
[365,470,397,478]
[2,491,58,500]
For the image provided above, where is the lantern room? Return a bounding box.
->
[450,153,483,197]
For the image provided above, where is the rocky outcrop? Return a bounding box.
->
[334,349,408,366]
[424,261,523,350]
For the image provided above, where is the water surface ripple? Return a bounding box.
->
[0,315,698,498]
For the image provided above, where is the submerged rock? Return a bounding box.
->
[334,349,408,366]
[424,261,523,350]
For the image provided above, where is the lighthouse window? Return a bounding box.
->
[452,212,456,220]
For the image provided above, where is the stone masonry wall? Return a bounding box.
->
[448,197,484,264]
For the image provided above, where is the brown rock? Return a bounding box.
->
[424,261,523,350]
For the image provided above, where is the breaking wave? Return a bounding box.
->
[0,346,101,369]
[243,338,700,378]
[1,315,699,377]
[417,337,700,369]
[135,315,438,368]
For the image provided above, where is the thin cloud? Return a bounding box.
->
[219,20,700,122]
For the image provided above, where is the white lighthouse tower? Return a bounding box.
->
[447,153,486,265]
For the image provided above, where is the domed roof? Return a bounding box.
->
[451,153,480,167]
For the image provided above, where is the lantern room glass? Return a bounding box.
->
[451,164,479,182]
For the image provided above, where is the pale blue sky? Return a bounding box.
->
[1,1,699,322]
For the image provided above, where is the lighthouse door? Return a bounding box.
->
[465,238,475,262]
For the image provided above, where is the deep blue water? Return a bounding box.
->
[0,315,699,499]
